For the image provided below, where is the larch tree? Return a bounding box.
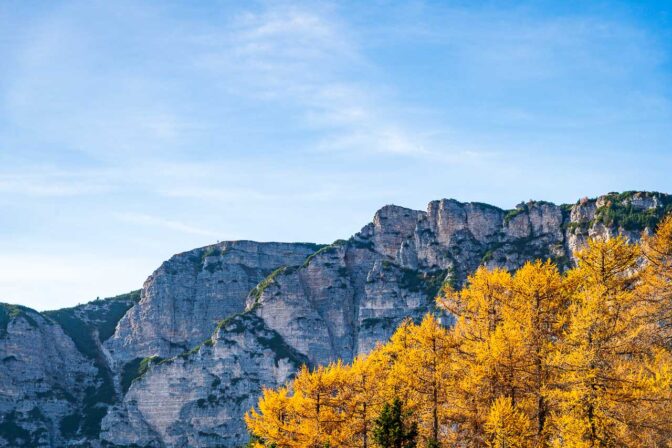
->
[338,351,390,448]
[507,260,566,447]
[484,396,533,448]
[438,267,514,446]
[290,362,352,447]
[386,314,454,445]
[640,215,672,347]
[245,386,295,447]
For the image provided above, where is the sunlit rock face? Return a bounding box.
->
[101,313,307,448]
[104,241,322,363]
[3,191,670,447]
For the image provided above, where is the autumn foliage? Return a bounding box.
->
[246,216,672,447]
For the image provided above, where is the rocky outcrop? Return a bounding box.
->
[247,198,572,368]
[2,191,672,447]
[0,304,99,447]
[101,314,307,447]
[105,241,323,363]
[250,206,446,366]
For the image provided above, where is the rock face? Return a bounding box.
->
[1,191,671,447]
[0,305,99,447]
[105,241,323,363]
[101,314,307,447]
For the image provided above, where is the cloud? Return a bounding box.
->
[0,1,497,167]
[0,171,113,197]
[1,0,670,312]
[114,212,223,238]
[190,3,450,160]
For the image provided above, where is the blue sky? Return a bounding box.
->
[1,1,670,310]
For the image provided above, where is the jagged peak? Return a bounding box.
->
[372,203,423,222]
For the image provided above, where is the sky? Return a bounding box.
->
[0,1,671,311]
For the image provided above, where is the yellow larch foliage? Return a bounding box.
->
[385,314,454,444]
[245,386,296,446]
[507,260,566,447]
[641,215,672,347]
[337,351,389,448]
[552,236,672,447]
[440,268,517,446]
[484,396,533,448]
[289,362,352,447]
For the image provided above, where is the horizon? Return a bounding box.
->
[1,1,671,310]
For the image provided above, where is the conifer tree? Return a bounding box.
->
[290,362,350,447]
[641,215,672,346]
[372,397,418,448]
[438,267,514,445]
[386,315,453,444]
[484,397,532,448]
[508,260,565,446]
[339,351,389,447]
[245,386,294,447]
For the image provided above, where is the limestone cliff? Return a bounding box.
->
[0,304,99,446]
[101,314,307,447]
[105,241,322,364]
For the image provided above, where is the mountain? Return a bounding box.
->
[1,191,670,447]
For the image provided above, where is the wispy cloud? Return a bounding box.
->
[114,212,223,238]
[0,171,113,197]
[191,3,453,160]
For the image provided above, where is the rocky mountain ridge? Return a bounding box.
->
[1,191,670,447]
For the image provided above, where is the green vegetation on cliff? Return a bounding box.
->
[0,304,39,337]
[593,191,672,231]
[121,356,164,394]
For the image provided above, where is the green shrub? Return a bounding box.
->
[120,356,164,394]
[594,196,672,231]
[301,240,346,267]
[503,206,526,225]
[399,268,449,299]
[0,304,39,336]
[248,266,298,303]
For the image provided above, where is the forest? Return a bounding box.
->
[246,216,672,447]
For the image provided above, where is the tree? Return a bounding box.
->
[640,215,672,346]
[339,351,389,448]
[386,315,454,445]
[290,362,351,447]
[372,398,418,448]
[507,260,565,447]
[484,397,532,448]
[438,267,515,446]
[245,387,294,447]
